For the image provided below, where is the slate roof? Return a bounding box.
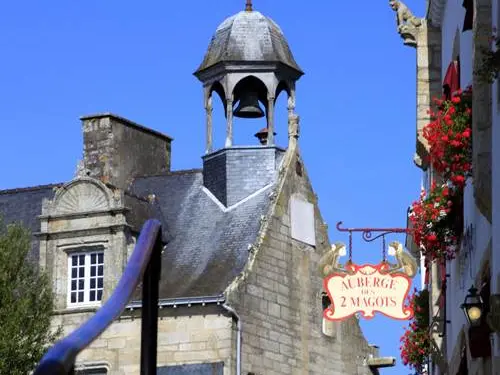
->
[195,10,302,74]
[0,168,274,300]
[130,169,273,299]
[0,184,60,262]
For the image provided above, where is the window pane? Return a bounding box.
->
[68,250,105,305]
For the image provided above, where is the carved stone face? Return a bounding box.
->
[389,1,398,10]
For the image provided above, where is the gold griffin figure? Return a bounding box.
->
[318,242,353,277]
[385,240,418,278]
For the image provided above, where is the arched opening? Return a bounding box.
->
[274,81,292,148]
[232,76,269,146]
[209,81,227,151]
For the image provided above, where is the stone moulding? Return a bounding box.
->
[427,0,447,27]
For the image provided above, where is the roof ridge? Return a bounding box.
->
[134,169,202,179]
[0,183,63,195]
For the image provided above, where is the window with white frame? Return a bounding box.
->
[68,250,104,306]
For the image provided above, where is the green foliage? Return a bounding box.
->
[0,219,61,375]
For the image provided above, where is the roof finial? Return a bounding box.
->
[245,0,253,11]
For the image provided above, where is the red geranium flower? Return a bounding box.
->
[423,87,472,188]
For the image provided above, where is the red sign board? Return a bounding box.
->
[323,262,414,321]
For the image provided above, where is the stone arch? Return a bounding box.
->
[232,75,269,111]
[207,81,226,108]
[275,80,291,100]
[273,80,296,146]
[52,177,112,215]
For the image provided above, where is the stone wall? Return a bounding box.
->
[225,143,377,375]
[82,114,172,190]
[52,309,233,375]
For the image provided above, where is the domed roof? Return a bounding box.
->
[195,10,302,74]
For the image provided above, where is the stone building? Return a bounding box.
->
[391,0,500,373]
[1,4,386,375]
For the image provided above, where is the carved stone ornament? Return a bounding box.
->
[288,114,300,139]
[389,0,423,47]
[74,159,91,178]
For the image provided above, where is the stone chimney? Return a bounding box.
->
[202,146,285,207]
[81,113,172,189]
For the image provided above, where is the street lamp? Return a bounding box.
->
[460,285,484,327]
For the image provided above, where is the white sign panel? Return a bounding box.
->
[290,196,316,246]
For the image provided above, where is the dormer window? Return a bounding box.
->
[67,249,104,306]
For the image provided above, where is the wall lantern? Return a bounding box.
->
[461,285,484,327]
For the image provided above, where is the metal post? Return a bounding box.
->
[140,232,162,375]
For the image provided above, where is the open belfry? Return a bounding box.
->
[1,2,391,374]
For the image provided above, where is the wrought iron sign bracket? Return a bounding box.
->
[336,221,412,262]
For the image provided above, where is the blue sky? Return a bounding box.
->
[0,0,426,372]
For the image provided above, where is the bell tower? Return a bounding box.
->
[194,1,303,153]
[194,3,303,207]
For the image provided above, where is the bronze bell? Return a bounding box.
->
[233,91,265,118]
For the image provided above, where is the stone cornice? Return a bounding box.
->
[427,0,447,27]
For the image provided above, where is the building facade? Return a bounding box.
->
[391,0,500,373]
[0,5,388,375]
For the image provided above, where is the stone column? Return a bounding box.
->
[266,95,275,146]
[205,95,213,154]
[389,6,446,372]
[414,21,442,169]
[225,97,233,148]
[287,87,296,119]
[288,113,300,149]
[472,0,492,222]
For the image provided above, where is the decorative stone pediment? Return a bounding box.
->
[51,177,114,215]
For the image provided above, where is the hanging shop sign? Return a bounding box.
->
[318,222,418,321]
